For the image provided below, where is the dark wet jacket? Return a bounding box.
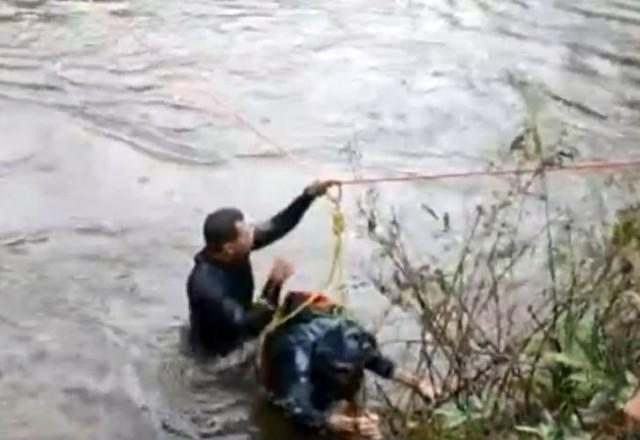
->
[186,191,316,356]
[260,299,396,431]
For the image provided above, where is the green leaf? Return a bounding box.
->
[434,402,469,430]
[515,425,543,438]
[542,351,588,370]
[568,371,589,384]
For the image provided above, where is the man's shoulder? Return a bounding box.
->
[190,254,225,276]
[187,259,224,295]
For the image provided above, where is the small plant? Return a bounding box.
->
[347,129,640,438]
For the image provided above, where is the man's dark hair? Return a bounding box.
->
[203,208,244,250]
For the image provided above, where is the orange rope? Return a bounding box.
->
[178,86,640,186]
[177,84,640,186]
[335,158,640,186]
[76,6,640,187]
[171,84,318,172]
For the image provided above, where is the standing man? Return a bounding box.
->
[186,180,338,357]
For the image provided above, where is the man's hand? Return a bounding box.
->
[326,412,382,439]
[304,179,340,198]
[326,413,352,434]
[358,411,382,439]
[268,257,294,284]
[416,378,438,401]
[392,368,439,402]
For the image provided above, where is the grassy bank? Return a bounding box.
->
[352,133,640,439]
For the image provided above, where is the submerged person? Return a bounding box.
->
[185,180,338,357]
[258,290,437,440]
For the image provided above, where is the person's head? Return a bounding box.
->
[203,208,254,261]
[312,319,372,400]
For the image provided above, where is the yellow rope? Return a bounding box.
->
[323,186,346,302]
[257,187,346,374]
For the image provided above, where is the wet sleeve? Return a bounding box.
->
[362,331,396,379]
[260,278,283,308]
[252,191,316,250]
[270,345,328,430]
[364,351,396,379]
[244,302,275,336]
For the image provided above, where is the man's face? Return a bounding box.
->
[222,220,254,258]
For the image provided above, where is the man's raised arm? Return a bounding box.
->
[252,180,338,250]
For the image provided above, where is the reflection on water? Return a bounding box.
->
[0,0,639,438]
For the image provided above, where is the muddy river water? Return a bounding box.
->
[1,0,639,438]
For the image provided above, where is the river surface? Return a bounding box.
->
[1,0,639,438]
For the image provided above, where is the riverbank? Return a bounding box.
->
[358,152,640,439]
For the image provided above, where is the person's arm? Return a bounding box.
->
[362,334,437,400]
[364,350,396,380]
[244,303,275,337]
[389,368,437,401]
[367,352,437,401]
[260,277,283,308]
[259,257,292,307]
[252,191,315,251]
[252,180,338,250]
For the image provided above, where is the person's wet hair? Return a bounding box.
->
[203,208,244,250]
